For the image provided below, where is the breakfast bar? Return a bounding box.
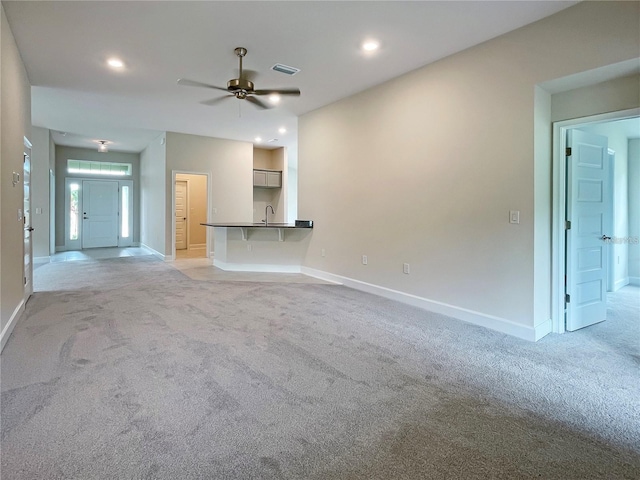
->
[201,222,313,272]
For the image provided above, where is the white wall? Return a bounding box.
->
[140,134,167,256]
[1,4,32,349]
[628,139,640,285]
[165,132,253,257]
[30,126,53,259]
[54,146,141,249]
[298,1,640,339]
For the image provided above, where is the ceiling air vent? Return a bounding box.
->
[271,63,300,76]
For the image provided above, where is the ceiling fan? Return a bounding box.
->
[177,47,300,110]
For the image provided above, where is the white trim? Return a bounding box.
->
[214,259,301,273]
[140,243,165,261]
[301,267,545,342]
[629,277,640,286]
[55,246,68,252]
[551,108,640,335]
[33,256,51,264]
[1,300,25,353]
[614,277,630,291]
[188,243,206,251]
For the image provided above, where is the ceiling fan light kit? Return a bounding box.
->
[178,47,300,110]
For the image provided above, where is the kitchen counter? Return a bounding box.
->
[203,223,313,272]
[201,222,312,229]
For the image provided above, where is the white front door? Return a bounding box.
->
[566,129,611,331]
[175,180,188,250]
[82,180,119,248]
[23,142,33,300]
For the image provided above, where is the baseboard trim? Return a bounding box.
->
[301,267,542,342]
[1,299,25,353]
[214,259,301,273]
[629,277,640,286]
[140,243,166,261]
[614,277,630,291]
[189,244,206,251]
[33,256,50,264]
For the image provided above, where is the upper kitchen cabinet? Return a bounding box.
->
[253,169,282,188]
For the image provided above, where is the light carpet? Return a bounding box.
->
[1,256,639,479]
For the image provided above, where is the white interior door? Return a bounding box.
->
[175,180,188,250]
[82,180,119,248]
[566,129,611,331]
[23,144,33,300]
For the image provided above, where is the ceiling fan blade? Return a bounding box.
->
[177,78,228,92]
[252,88,301,96]
[245,96,271,110]
[200,96,233,107]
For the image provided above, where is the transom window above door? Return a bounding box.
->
[67,159,131,176]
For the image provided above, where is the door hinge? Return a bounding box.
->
[565,220,571,230]
[24,276,27,285]
[566,147,572,156]
[565,293,570,303]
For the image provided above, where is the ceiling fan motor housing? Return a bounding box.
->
[227,78,254,92]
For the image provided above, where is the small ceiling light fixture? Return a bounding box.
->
[362,40,380,52]
[97,140,109,153]
[254,137,262,143]
[107,58,125,69]
[278,127,287,134]
[268,94,281,105]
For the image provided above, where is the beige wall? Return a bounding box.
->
[165,132,253,256]
[551,74,640,122]
[140,134,167,255]
[176,173,207,247]
[1,4,32,344]
[54,146,141,249]
[298,1,640,335]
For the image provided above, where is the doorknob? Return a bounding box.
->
[27,227,35,232]
[601,235,611,241]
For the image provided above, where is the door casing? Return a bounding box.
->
[171,170,210,261]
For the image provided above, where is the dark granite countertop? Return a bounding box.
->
[201,223,312,229]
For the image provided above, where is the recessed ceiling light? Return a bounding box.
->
[269,94,280,104]
[278,127,287,134]
[107,58,124,69]
[362,40,379,52]
[255,137,262,143]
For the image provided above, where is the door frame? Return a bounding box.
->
[551,107,638,334]
[23,136,33,302]
[175,179,189,251]
[171,170,210,261]
[64,177,134,250]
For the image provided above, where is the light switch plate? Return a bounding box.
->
[509,210,520,224]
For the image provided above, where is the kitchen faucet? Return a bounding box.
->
[265,204,275,226]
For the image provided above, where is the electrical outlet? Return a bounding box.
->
[212,208,217,214]
[362,255,368,265]
[509,210,520,224]
[403,263,410,274]
[321,249,326,257]
[247,244,252,252]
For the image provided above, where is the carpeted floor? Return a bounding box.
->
[1,256,639,479]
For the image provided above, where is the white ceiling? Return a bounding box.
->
[3,1,579,153]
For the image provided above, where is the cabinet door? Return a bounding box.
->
[266,171,281,187]
[253,170,267,187]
